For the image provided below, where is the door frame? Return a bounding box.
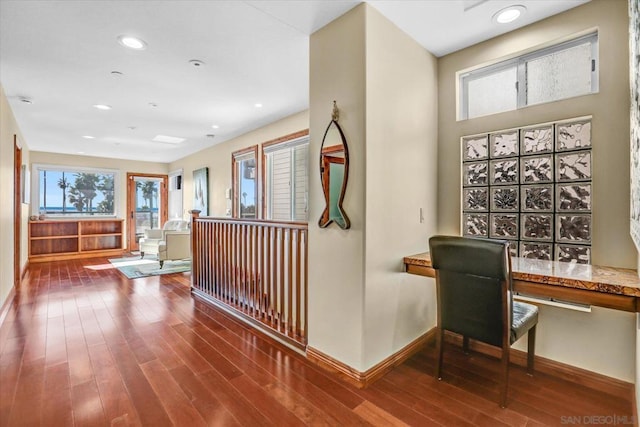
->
[13,136,22,287]
[126,173,168,252]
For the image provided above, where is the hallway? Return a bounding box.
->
[0,258,633,426]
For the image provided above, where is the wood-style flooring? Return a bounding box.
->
[0,257,634,426]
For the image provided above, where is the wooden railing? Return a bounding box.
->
[190,212,308,347]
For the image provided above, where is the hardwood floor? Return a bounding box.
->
[0,257,634,426]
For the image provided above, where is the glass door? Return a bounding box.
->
[127,173,168,252]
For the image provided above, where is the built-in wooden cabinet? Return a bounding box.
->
[29,219,124,262]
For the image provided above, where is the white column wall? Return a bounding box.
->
[362,6,439,369]
[308,5,367,369]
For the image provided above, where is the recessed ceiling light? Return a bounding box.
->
[254,103,263,108]
[152,135,186,144]
[82,135,95,139]
[149,102,158,108]
[189,59,205,67]
[211,125,219,129]
[93,104,112,110]
[206,134,216,139]
[493,5,526,24]
[111,71,124,77]
[117,35,147,50]
[19,97,32,104]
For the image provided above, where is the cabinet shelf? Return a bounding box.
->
[29,219,124,262]
[30,234,78,240]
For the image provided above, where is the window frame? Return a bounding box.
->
[232,145,259,219]
[31,163,119,218]
[261,129,310,222]
[459,32,598,120]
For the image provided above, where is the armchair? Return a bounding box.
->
[139,220,189,259]
[158,230,191,268]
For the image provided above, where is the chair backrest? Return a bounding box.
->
[163,220,189,231]
[428,235,511,347]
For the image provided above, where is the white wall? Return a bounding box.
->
[308,4,440,371]
[362,6,439,369]
[437,0,635,381]
[438,0,634,268]
[169,111,308,219]
[308,5,366,369]
[0,85,28,311]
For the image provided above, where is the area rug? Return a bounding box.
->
[109,257,191,279]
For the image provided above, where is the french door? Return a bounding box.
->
[127,173,168,252]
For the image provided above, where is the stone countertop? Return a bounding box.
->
[404,252,640,298]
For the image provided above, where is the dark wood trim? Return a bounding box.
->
[308,325,634,403]
[231,145,258,219]
[321,144,345,155]
[126,173,168,251]
[442,331,634,401]
[261,129,309,150]
[405,263,435,277]
[13,136,21,289]
[307,329,437,389]
[260,129,309,219]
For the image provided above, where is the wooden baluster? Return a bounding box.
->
[295,229,301,338]
[207,222,216,295]
[247,225,256,317]
[279,228,285,332]
[287,228,293,336]
[262,227,271,319]
[303,229,308,343]
[215,222,220,298]
[245,224,250,313]
[189,210,200,290]
[271,227,277,324]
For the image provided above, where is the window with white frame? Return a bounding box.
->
[459,32,598,120]
[263,136,309,222]
[33,164,118,217]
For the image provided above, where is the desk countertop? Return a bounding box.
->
[404,252,640,298]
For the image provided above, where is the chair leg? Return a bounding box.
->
[462,336,470,355]
[435,327,445,380]
[140,251,144,259]
[500,346,510,408]
[527,325,537,376]
[159,260,164,269]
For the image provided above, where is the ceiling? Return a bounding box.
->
[0,0,589,163]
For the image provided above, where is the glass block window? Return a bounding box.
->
[459,33,598,120]
[461,117,593,263]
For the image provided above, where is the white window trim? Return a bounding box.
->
[31,163,120,217]
[458,32,598,121]
[264,135,309,222]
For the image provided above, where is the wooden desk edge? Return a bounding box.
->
[404,259,639,313]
